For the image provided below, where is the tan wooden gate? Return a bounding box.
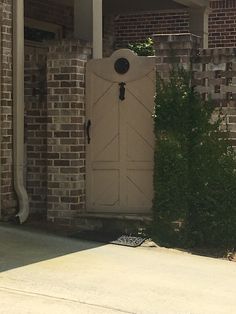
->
[86,49,156,214]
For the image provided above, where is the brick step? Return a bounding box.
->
[72,212,152,234]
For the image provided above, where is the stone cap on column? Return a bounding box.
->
[46,39,92,59]
[153,33,202,50]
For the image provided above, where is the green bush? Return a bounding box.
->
[153,67,236,248]
[128,38,154,56]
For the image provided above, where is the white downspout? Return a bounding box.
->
[13,0,29,223]
[0,5,2,220]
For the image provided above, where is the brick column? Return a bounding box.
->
[47,40,91,226]
[191,47,236,149]
[153,34,236,149]
[153,33,201,79]
[24,47,47,215]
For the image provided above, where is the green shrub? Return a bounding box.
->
[128,38,154,56]
[153,67,236,248]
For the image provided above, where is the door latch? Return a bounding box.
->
[119,82,126,101]
[86,120,91,144]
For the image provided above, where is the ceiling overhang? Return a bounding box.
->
[44,0,209,11]
[174,0,209,8]
[103,0,186,14]
[103,0,209,15]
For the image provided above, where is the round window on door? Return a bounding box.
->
[114,58,130,74]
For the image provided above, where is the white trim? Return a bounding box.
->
[93,0,103,59]
[74,0,103,59]
[189,7,209,48]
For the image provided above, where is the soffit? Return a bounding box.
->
[103,0,186,15]
[39,0,209,12]
[174,0,209,8]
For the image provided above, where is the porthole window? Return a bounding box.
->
[114,58,130,74]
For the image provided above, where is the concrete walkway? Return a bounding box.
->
[0,224,235,314]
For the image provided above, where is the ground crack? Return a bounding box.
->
[0,286,135,314]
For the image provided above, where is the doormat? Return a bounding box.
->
[110,235,146,247]
[70,231,146,247]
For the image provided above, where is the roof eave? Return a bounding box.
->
[174,0,209,8]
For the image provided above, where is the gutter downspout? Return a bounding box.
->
[13,0,29,223]
[0,5,2,220]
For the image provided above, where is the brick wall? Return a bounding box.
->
[22,1,236,51]
[24,46,48,216]
[112,1,236,49]
[209,1,236,48]
[114,10,189,48]
[0,0,17,218]
[24,0,74,37]
[154,34,236,149]
[193,49,236,146]
[47,40,91,226]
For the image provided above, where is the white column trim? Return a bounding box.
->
[93,0,103,59]
[189,7,209,48]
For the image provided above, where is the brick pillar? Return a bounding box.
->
[153,34,236,149]
[153,33,201,79]
[47,40,91,226]
[228,106,236,148]
[24,47,47,216]
[191,47,236,149]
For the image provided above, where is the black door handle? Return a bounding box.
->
[119,82,126,101]
[86,120,91,144]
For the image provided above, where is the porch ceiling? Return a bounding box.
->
[175,0,209,7]
[103,0,209,14]
[50,0,209,12]
[103,0,186,14]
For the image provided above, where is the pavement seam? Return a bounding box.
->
[0,286,135,314]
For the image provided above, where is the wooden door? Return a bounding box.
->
[86,49,156,214]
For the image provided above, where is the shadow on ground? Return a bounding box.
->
[0,223,104,273]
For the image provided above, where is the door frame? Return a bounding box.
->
[85,49,156,214]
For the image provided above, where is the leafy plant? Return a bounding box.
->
[152,66,236,248]
[128,38,154,56]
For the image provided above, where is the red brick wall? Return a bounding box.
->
[114,10,189,48]
[24,46,48,216]
[24,0,74,37]
[209,1,236,48]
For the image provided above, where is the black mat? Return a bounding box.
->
[110,235,146,247]
[70,231,146,247]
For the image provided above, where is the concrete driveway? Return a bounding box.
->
[0,224,235,314]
